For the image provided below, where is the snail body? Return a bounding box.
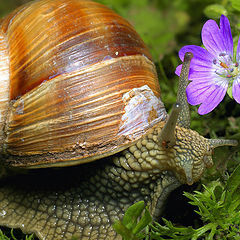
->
[0,0,237,240]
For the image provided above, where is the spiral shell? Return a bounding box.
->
[0,0,167,167]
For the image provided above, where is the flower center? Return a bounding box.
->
[213,52,239,81]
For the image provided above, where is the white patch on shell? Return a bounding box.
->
[118,85,167,140]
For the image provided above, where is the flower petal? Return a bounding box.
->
[175,45,214,79]
[220,15,233,56]
[232,77,240,103]
[175,64,182,76]
[202,17,232,56]
[188,71,214,80]
[186,80,217,105]
[197,83,228,115]
[176,65,215,86]
[236,36,240,62]
[178,45,213,63]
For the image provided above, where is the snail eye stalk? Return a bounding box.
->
[159,52,193,148]
[176,52,193,129]
[208,139,238,148]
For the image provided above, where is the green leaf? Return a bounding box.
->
[225,164,240,202]
[113,201,151,239]
[113,220,139,240]
[214,185,224,202]
[122,201,145,230]
[150,218,196,239]
[132,207,152,235]
[231,0,240,11]
[204,4,227,19]
[10,229,17,240]
[227,85,233,99]
[0,229,10,240]
[194,223,216,239]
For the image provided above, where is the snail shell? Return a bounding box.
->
[0,0,166,168]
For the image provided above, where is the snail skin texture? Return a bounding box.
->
[0,0,237,239]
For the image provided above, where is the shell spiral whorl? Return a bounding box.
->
[0,0,165,167]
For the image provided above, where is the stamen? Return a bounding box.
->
[220,62,228,68]
[212,52,239,80]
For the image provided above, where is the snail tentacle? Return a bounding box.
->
[158,103,181,148]
[177,52,193,129]
[158,52,193,148]
[208,138,238,148]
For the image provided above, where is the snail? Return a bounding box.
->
[0,0,237,239]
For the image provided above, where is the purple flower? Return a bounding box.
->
[175,15,240,115]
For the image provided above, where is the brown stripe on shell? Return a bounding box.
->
[4,55,165,167]
[1,0,151,100]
